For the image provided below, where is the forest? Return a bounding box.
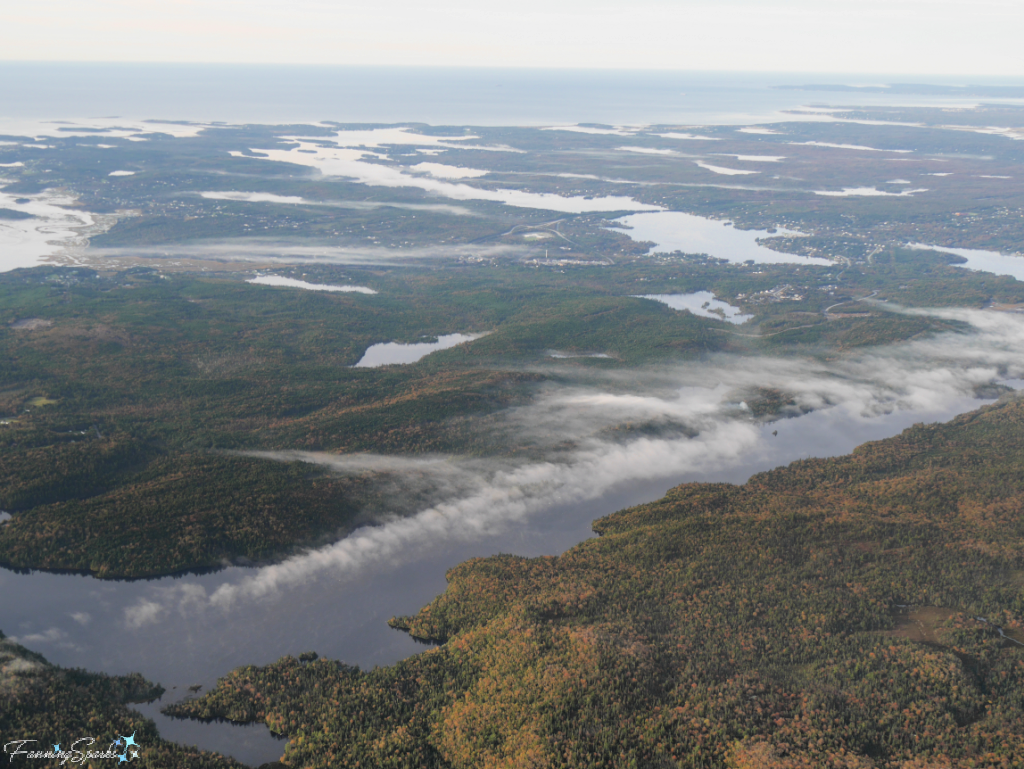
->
[1,245,1009,578]
[169,397,1024,768]
[3,105,1024,766]
[0,631,243,768]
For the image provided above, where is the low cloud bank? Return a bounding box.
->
[124,308,1024,628]
[89,241,526,266]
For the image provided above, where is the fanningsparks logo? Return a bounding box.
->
[4,732,141,764]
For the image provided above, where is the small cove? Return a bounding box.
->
[909,243,1024,281]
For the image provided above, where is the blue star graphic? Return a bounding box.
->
[114,737,123,747]
[123,732,138,748]
[53,744,61,753]
[118,752,128,764]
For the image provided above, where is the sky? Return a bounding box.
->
[5,0,1024,75]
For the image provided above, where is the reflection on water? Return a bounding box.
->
[131,701,286,767]
[614,211,832,266]
[354,333,480,367]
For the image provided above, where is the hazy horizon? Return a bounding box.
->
[3,64,1022,126]
[7,0,1024,75]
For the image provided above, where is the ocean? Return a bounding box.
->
[2,62,1022,126]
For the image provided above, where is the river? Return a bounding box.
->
[0,391,993,766]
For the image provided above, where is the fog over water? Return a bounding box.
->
[4,304,1024,763]
[6,66,1024,765]
[0,396,987,764]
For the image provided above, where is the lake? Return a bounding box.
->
[614,211,832,265]
[636,291,753,324]
[910,243,1024,281]
[354,333,481,367]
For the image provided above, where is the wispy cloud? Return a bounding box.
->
[8,626,81,651]
[88,240,527,266]
[122,307,1024,627]
[198,191,477,215]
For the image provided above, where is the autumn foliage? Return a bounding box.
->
[170,398,1024,767]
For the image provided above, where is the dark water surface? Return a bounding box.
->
[0,394,989,766]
